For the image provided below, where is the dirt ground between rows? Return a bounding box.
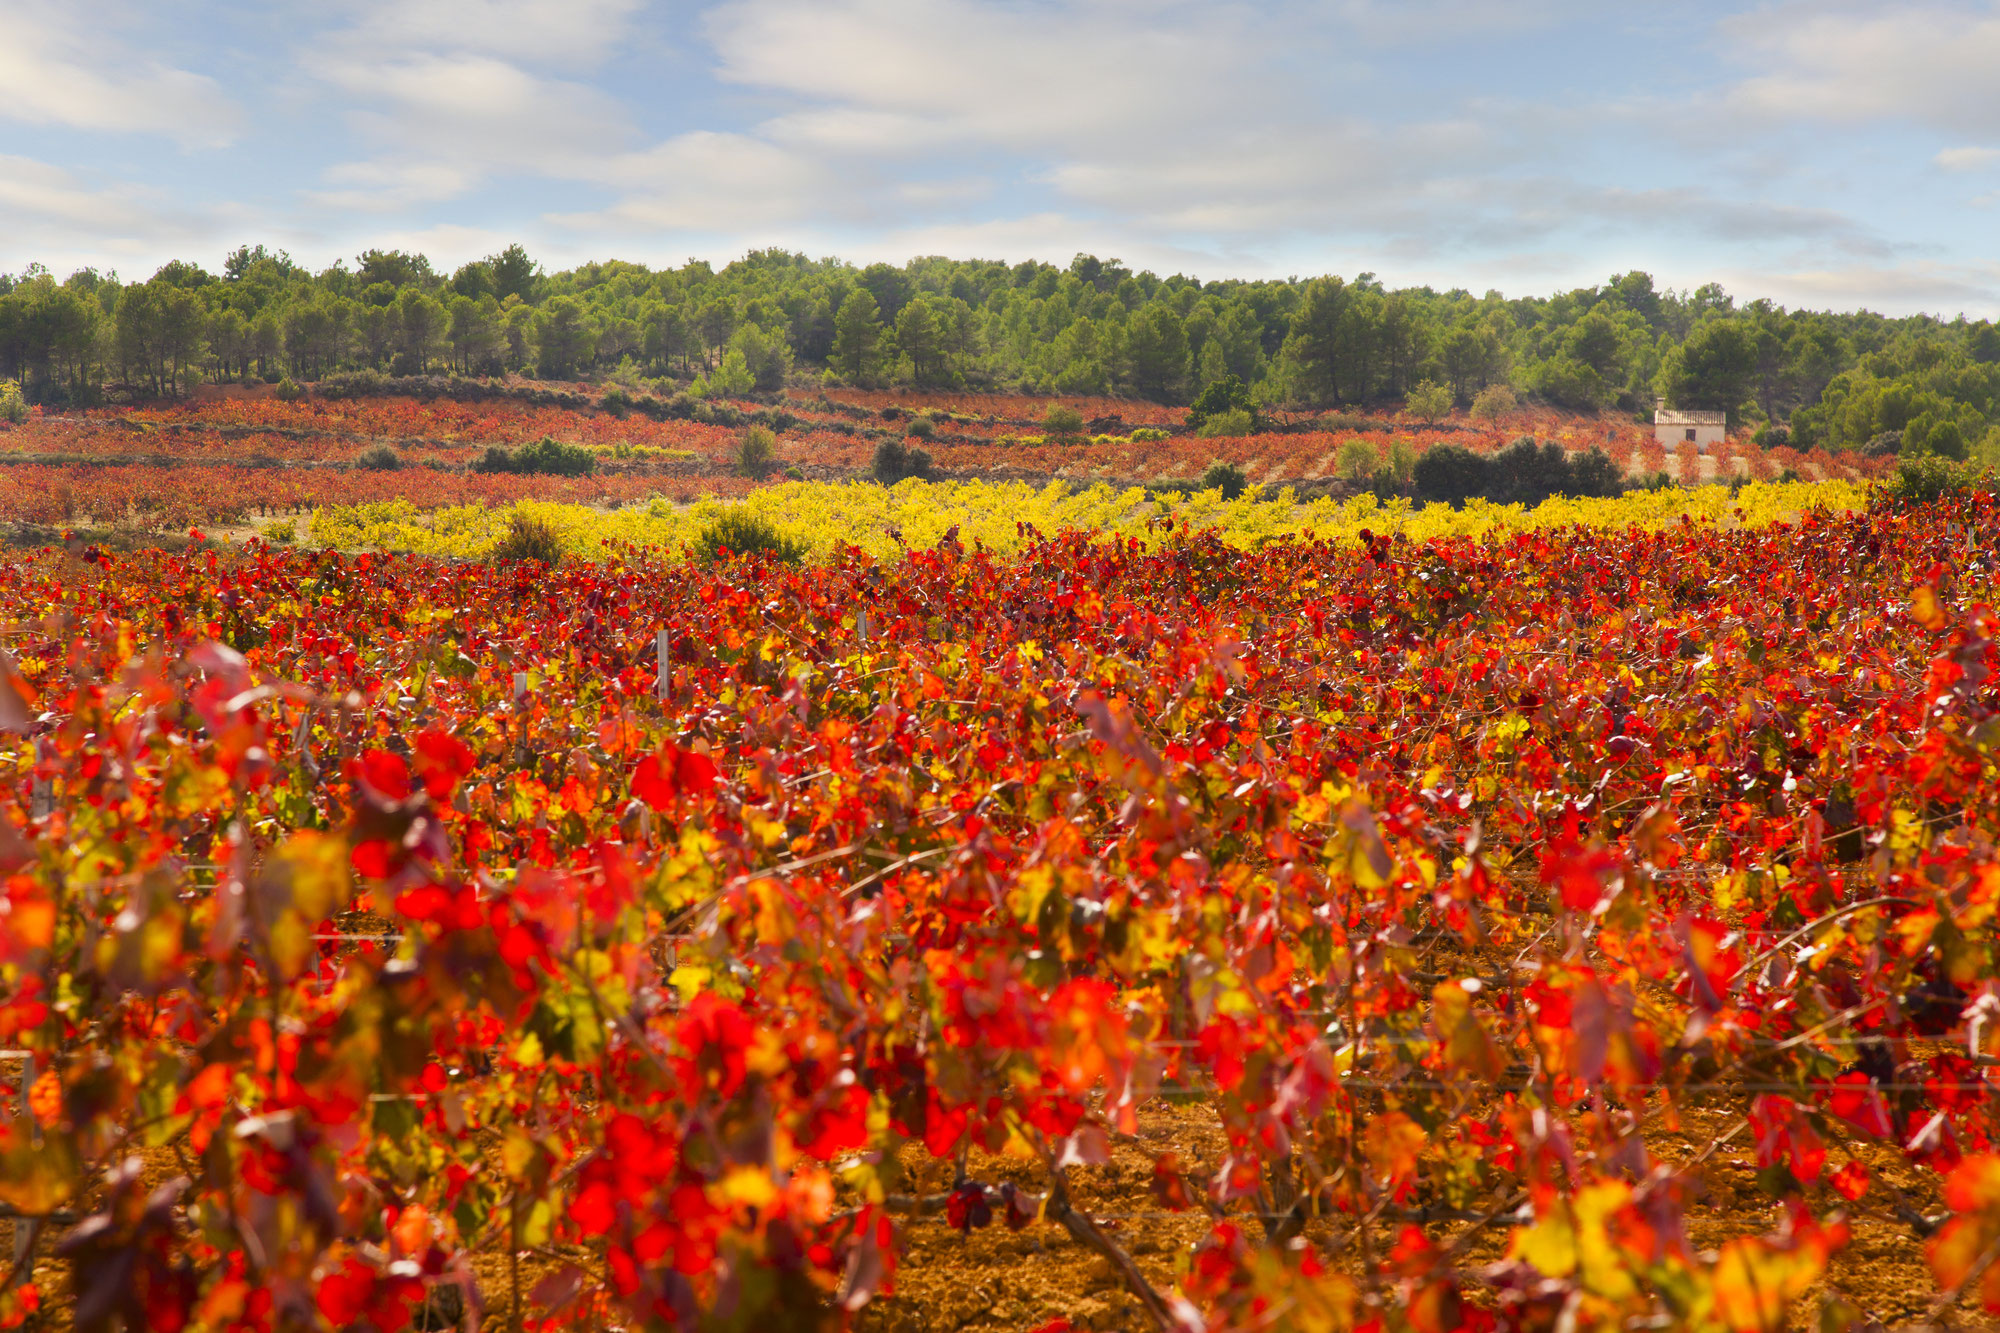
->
[848,1098,1948,1333]
[0,1086,1960,1332]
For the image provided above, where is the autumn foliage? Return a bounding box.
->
[1,489,1999,1329]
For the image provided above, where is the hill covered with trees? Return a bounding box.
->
[4,244,1999,456]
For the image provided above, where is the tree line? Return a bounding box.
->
[3,244,1999,453]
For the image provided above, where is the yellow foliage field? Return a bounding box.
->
[308,476,1872,561]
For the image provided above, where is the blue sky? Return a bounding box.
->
[4,0,1998,314]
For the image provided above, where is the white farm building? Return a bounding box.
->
[1654,407,1727,452]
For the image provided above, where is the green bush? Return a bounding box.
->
[491,512,564,565]
[273,376,304,404]
[1336,438,1380,480]
[318,368,390,400]
[1469,384,1516,420]
[735,425,777,478]
[1413,445,1493,505]
[872,437,935,483]
[1405,380,1453,423]
[1384,439,1417,487]
[1566,446,1626,498]
[1042,404,1086,440]
[1976,425,2000,469]
[1201,461,1248,500]
[1187,374,1255,431]
[472,436,596,476]
[1412,439,1625,506]
[1195,408,1254,439]
[905,417,936,440]
[1489,437,1573,506]
[1907,418,1969,461]
[1890,454,1982,503]
[356,445,403,471]
[693,509,807,565]
[1130,426,1168,442]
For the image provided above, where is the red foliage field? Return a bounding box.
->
[2,490,1998,1330]
[0,394,1893,535]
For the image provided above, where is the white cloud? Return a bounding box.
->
[0,0,239,146]
[1724,4,2000,134]
[315,52,627,167]
[529,0,1910,292]
[307,160,484,212]
[335,222,517,269]
[325,0,646,67]
[1714,258,2000,315]
[1938,145,2000,171]
[707,0,1280,155]
[0,155,234,269]
[558,132,852,232]
[300,11,633,212]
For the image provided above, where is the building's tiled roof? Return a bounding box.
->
[1655,410,1727,425]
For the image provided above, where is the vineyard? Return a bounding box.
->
[0,390,1896,535]
[1,466,1998,1333]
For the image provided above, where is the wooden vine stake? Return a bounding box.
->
[3,1051,35,1292]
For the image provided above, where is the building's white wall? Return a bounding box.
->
[1655,422,1726,452]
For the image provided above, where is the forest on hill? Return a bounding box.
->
[4,244,2000,457]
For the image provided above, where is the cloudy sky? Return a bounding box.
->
[4,0,1998,313]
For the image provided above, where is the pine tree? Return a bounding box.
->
[831,290,884,383]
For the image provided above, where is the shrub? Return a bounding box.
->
[0,380,26,425]
[1489,437,1574,506]
[273,376,304,404]
[356,445,403,471]
[1913,419,1969,461]
[1406,380,1453,423]
[1195,408,1252,440]
[1413,445,1493,505]
[491,511,564,565]
[1131,427,1168,442]
[1042,404,1086,440]
[600,387,633,419]
[263,519,297,544]
[318,368,390,400]
[734,425,777,478]
[1890,454,1981,503]
[1469,384,1517,420]
[707,348,756,397]
[1384,439,1417,487]
[1336,438,1380,480]
[1195,408,1254,439]
[872,438,935,484]
[693,509,807,565]
[472,437,596,476]
[905,417,936,441]
[1202,461,1248,500]
[1566,446,1626,498]
[1976,425,2000,469]
[1187,373,1255,430]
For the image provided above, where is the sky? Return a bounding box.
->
[4,0,1999,315]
